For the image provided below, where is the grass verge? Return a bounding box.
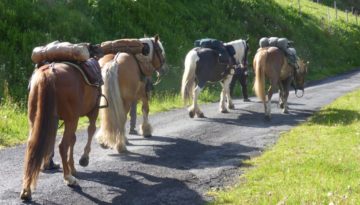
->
[210,89,360,204]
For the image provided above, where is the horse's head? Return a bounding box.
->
[87,43,104,60]
[140,35,167,77]
[294,59,309,94]
[225,39,250,69]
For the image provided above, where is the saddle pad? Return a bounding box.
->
[80,58,103,87]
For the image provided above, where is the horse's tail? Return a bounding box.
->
[253,50,267,103]
[181,49,198,104]
[23,69,57,190]
[95,60,127,151]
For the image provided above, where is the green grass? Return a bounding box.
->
[210,89,360,204]
[0,100,28,148]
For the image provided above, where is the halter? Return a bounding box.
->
[151,40,165,70]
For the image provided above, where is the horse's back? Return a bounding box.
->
[38,63,99,119]
[195,47,228,84]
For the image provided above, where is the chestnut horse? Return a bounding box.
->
[20,45,103,201]
[253,47,308,120]
[95,35,166,153]
[181,39,249,118]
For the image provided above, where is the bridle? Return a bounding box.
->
[151,40,166,85]
[151,40,165,70]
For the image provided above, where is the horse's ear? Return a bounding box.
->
[154,34,159,42]
[245,36,250,42]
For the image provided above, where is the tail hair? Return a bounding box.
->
[181,50,198,105]
[253,50,267,103]
[95,60,127,149]
[23,69,57,189]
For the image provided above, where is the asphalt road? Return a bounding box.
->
[1,69,360,205]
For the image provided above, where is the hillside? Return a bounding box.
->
[0,0,360,102]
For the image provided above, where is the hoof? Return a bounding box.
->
[20,189,31,201]
[220,109,229,113]
[189,111,195,118]
[144,134,152,138]
[99,142,109,149]
[228,104,235,110]
[264,115,271,121]
[65,175,78,187]
[283,109,289,114]
[197,113,206,118]
[116,143,127,153]
[279,103,284,109]
[79,156,89,167]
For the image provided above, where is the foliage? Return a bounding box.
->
[210,88,360,204]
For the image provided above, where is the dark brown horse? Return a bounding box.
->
[253,47,308,120]
[95,35,166,153]
[20,45,103,200]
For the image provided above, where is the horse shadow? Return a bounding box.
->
[114,135,260,171]
[75,170,206,205]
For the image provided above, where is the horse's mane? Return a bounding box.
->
[139,37,166,60]
[224,39,246,64]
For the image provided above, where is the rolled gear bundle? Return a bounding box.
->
[31,41,90,64]
[100,39,146,55]
[259,37,269,48]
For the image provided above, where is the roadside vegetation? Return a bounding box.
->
[1,0,360,147]
[210,88,360,204]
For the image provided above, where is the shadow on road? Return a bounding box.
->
[76,170,206,205]
[110,135,259,171]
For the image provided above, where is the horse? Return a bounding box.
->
[181,39,249,118]
[253,46,308,120]
[20,45,103,201]
[95,35,166,153]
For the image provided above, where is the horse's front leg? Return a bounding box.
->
[79,109,98,167]
[282,79,292,114]
[140,93,152,138]
[189,85,205,118]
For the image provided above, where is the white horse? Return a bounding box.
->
[181,39,249,118]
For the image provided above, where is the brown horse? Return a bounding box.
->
[95,35,166,153]
[253,47,308,120]
[20,46,103,200]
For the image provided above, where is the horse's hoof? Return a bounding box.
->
[220,109,229,113]
[229,104,235,110]
[144,134,152,138]
[20,189,31,201]
[79,156,89,167]
[116,144,127,153]
[99,142,109,149]
[264,115,271,121]
[189,111,195,118]
[197,113,206,118]
[65,175,78,187]
[279,103,284,109]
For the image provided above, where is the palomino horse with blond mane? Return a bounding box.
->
[95,35,166,153]
[253,46,308,120]
[20,45,103,201]
[181,39,249,118]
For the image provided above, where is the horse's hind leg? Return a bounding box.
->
[59,119,78,186]
[139,93,153,138]
[191,85,205,118]
[79,109,98,167]
[224,75,235,110]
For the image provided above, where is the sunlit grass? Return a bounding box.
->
[210,89,360,204]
